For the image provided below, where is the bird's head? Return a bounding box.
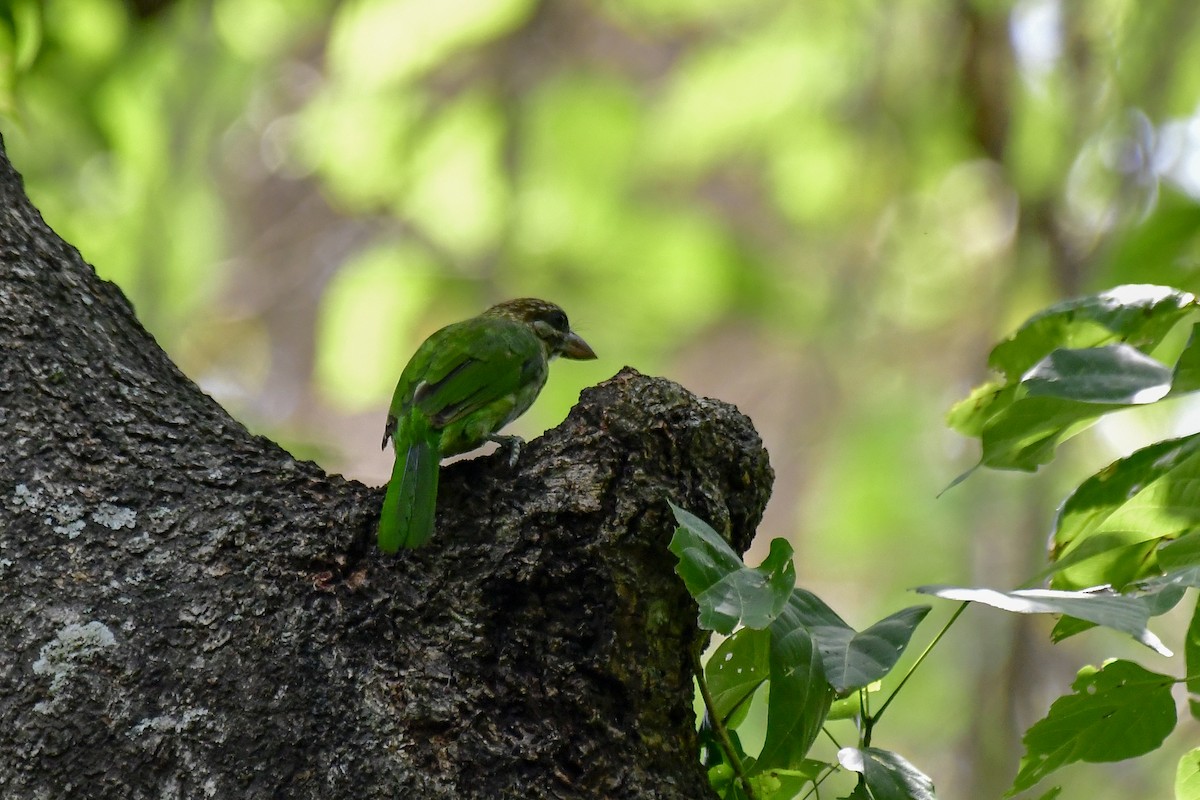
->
[484,298,597,361]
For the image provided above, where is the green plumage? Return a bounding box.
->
[377,299,595,552]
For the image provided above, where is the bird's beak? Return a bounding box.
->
[561,331,597,360]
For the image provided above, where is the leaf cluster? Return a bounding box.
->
[940,284,1200,798]
[670,504,933,800]
[674,284,1200,799]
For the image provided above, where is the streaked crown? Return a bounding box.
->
[483,298,596,361]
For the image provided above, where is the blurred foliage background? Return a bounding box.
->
[3,0,1200,796]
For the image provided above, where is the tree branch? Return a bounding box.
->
[0,135,774,798]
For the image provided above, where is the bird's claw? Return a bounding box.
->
[489,434,524,468]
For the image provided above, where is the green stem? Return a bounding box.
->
[860,685,872,748]
[870,602,968,727]
[798,761,839,800]
[694,649,757,800]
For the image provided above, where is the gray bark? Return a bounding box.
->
[0,135,774,799]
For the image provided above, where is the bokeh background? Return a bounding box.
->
[4,0,1200,796]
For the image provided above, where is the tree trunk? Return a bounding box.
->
[0,134,774,799]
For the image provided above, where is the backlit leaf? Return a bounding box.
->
[1049,433,1200,589]
[1177,748,1200,800]
[947,286,1199,471]
[1187,602,1200,721]
[989,285,1196,379]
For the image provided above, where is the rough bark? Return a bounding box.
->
[0,135,774,799]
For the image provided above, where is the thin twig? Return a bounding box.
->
[693,649,757,800]
[798,761,840,800]
[870,602,969,726]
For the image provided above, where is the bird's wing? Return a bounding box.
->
[392,317,542,431]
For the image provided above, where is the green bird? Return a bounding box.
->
[377,298,597,552]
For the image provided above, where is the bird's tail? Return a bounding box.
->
[377,420,440,551]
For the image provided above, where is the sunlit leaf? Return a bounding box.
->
[947,285,1199,471]
[706,628,769,725]
[915,585,1171,655]
[669,503,796,634]
[1008,660,1176,796]
[328,0,536,86]
[1049,433,1200,589]
[752,596,834,773]
[837,747,936,800]
[989,285,1196,379]
[1178,749,1200,800]
[1187,601,1200,721]
[975,396,1115,472]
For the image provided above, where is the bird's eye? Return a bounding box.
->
[546,309,569,331]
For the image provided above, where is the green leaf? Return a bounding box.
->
[1178,749,1200,800]
[669,503,796,634]
[1049,614,1096,643]
[1159,532,1200,571]
[774,589,929,693]
[1049,433,1200,589]
[784,587,851,628]
[915,585,1171,655]
[750,762,825,800]
[836,747,936,800]
[1035,788,1062,800]
[722,781,751,800]
[976,396,1116,472]
[812,606,931,694]
[1021,344,1173,404]
[1187,601,1200,721]
[947,285,1198,471]
[1170,324,1200,395]
[752,596,835,773]
[706,628,770,725]
[989,285,1196,379]
[1050,583,1185,644]
[946,380,1006,438]
[829,682,881,720]
[1148,566,1200,591]
[1008,660,1177,796]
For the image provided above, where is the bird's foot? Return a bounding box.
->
[488,434,525,468]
